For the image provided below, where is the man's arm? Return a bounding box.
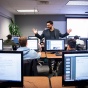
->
[35,32,44,39]
[59,29,72,38]
[33,28,44,39]
[29,50,41,59]
[59,32,69,38]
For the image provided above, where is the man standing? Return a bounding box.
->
[33,20,72,74]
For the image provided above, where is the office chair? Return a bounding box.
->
[76,44,85,50]
[23,59,38,76]
[3,45,13,51]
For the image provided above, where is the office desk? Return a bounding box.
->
[46,53,62,59]
[50,76,75,88]
[40,52,62,59]
[24,76,50,88]
[41,52,46,58]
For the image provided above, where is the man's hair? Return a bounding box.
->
[47,21,53,25]
[7,34,12,40]
[67,39,76,48]
[19,37,27,47]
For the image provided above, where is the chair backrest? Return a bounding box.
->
[76,44,85,50]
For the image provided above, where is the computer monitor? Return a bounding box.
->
[0,39,3,51]
[0,51,23,87]
[67,36,75,39]
[28,36,40,43]
[62,51,88,87]
[27,39,38,50]
[45,39,65,52]
[28,36,37,39]
[12,37,20,44]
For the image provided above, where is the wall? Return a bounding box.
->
[0,6,14,40]
[15,15,66,37]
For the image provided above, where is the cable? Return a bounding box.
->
[24,80,38,88]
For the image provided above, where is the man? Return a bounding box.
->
[33,20,72,73]
[3,34,16,46]
[17,36,41,76]
[58,39,76,75]
[33,21,72,39]
[17,36,41,59]
[67,39,76,51]
[3,34,17,50]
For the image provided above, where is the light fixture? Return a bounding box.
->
[66,1,88,5]
[17,10,38,12]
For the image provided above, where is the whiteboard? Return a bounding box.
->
[67,18,88,38]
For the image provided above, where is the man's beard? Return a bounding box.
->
[48,27,52,30]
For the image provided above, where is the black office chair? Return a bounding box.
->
[23,59,33,76]
[23,59,38,76]
[76,44,84,50]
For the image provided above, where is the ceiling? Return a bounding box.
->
[0,0,88,15]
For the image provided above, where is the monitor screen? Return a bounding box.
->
[45,39,65,51]
[12,37,20,44]
[27,39,38,50]
[62,51,88,86]
[67,36,75,39]
[0,39,3,51]
[0,51,23,87]
[28,36,37,39]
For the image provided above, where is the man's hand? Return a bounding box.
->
[67,29,72,34]
[32,28,38,34]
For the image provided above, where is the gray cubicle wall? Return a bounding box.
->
[15,15,66,37]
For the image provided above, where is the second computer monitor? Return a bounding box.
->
[45,39,65,52]
[27,39,38,50]
[28,36,37,39]
[12,37,20,44]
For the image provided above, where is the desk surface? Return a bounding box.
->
[41,52,46,58]
[50,76,75,88]
[24,76,50,88]
[41,52,62,59]
[46,53,62,59]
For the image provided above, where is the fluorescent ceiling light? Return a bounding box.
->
[66,1,88,5]
[17,10,38,12]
